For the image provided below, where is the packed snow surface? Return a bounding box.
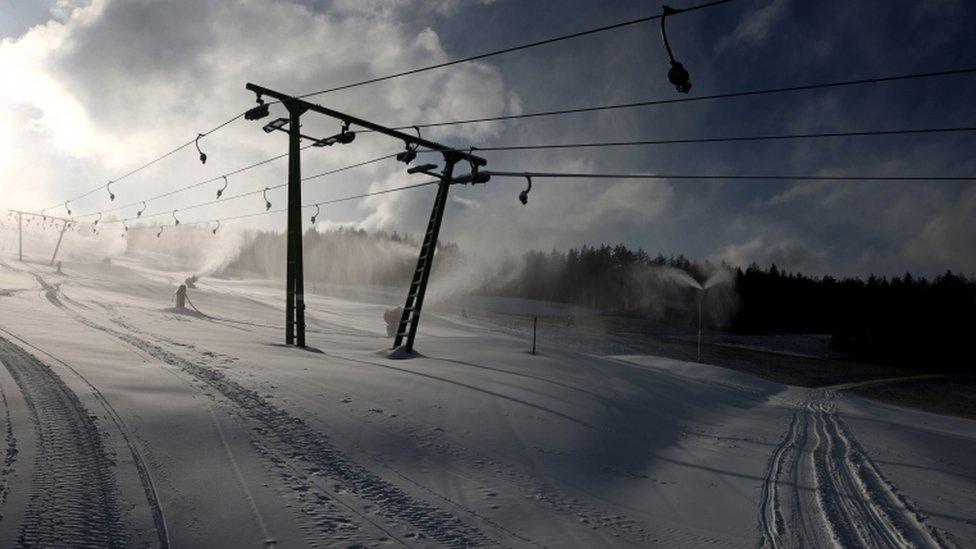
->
[0,254,974,547]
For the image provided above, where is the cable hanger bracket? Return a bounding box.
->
[661,5,692,94]
[519,175,532,205]
[217,175,228,199]
[195,133,208,164]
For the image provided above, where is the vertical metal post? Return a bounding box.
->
[697,289,703,363]
[17,212,23,262]
[531,316,538,355]
[50,219,68,266]
[285,100,308,347]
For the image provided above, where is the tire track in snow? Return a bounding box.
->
[148,313,733,547]
[758,391,949,549]
[114,322,491,547]
[23,273,173,546]
[0,335,128,547]
[25,271,409,547]
[0,323,171,548]
[44,286,494,547]
[0,381,17,511]
[758,407,800,548]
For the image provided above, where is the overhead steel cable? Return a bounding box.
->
[118,178,442,230]
[92,153,401,225]
[484,171,976,181]
[101,167,975,231]
[417,125,976,153]
[74,122,976,221]
[58,120,976,222]
[372,67,976,132]
[72,152,398,220]
[308,180,439,207]
[71,148,293,219]
[43,0,736,213]
[292,0,740,100]
[41,113,244,213]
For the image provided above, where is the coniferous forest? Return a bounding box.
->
[486,244,976,371]
[227,230,975,372]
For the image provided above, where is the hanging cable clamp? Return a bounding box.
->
[519,175,532,205]
[195,133,208,164]
[217,176,228,199]
[661,5,692,94]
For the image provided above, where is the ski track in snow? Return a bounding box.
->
[143,324,739,548]
[28,271,495,547]
[758,390,951,549]
[36,266,695,547]
[0,381,17,512]
[11,261,971,548]
[0,334,128,547]
[16,273,173,546]
[107,321,494,547]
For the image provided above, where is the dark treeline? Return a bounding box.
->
[483,244,976,371]
[733,264,974,369]
[224,230,974,370]
[485,245,719,314]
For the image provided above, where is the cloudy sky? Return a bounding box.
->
[1,0,974,277]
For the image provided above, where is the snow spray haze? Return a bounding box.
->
[659,266,704,290]
[121,223,248,276]
[0,213,126,264]
[628,264,739,328]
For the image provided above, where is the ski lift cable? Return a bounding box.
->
[92,153,403,225]
[69,147,300,219]
[362,67,976,132]
[43,0,738,213]
[66,161,976,231]
[44,61,976,215]
[75,153,288,218]
[110,177,436,226]
[292,0,740,101]
[105,166,976,234]
[47,0,958,215]
[70,145,394,220]
[41,113,243,213]
[417,125,976,154]
[484,171,976,181]
[122,179,441,231]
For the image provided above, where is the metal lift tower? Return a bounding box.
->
[243,84,486,351]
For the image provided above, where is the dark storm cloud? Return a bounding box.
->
[4,0,975,277]
[412,0,976,276]
[51,0,217,124]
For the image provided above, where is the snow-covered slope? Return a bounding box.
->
[1,255,973,547]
